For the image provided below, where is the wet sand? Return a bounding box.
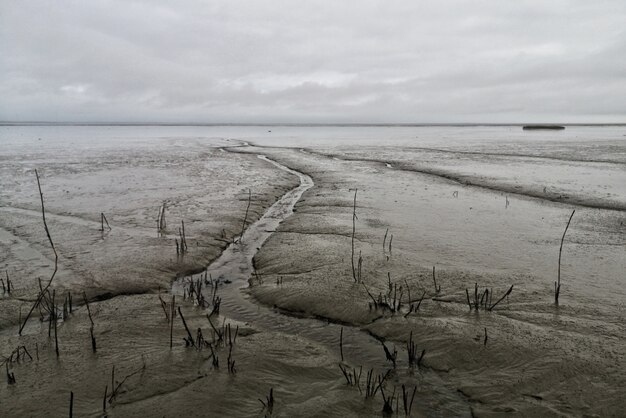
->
[1,125,625,417]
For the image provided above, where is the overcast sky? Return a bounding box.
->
[1,0,625,123]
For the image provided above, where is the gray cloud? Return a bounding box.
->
[1,0,625,123]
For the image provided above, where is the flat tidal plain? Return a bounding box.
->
[1,125,624,416]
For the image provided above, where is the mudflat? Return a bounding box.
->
[1,125,624,417]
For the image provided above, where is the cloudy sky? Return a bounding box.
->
[1,0,625,123]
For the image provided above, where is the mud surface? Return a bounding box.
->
[1,125,624,417]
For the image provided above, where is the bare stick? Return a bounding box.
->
[339,327,344,362]
[556,210,575,305]
[83,292,96,352]
[488,285,514,311]
[69,391,73,418]
[383,228,388,251]
[362,282,378,307]
[181,220,187,251]
[53,290,59,357]
[19,170,59,335]
[432,266,440,293]
[169,295,175,349]
[239,189,252,242]
[351,189,358,282]
[100,213,112,231]
[177,307,195,347]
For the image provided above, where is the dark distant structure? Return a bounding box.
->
[522,125,565,130]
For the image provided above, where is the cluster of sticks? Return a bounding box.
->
[182,272,221,316]
[381,383,417,417]
[339,361,417,417]
[338,325,423,416]
[34,286,63,357]
[173,302,239,374]
[403,279,426,318]
[362,273,406,314]
[3,345,34,384]
[406,331,425,367]
[103,361,146,412]
[338,364,395,400]
[465,283,514,312]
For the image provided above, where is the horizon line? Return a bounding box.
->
[2,121,626,127]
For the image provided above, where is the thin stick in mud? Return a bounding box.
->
[383,228,389,251]
[432,265,441,293]
[83,292,97,352]
[556,210,575,305]
[170,295,175,349]
[100,212,112,231]
[351,188,358,282]
[488,285,514,311]
[19,170,59,335]
[178,306,195,347]
[339,327,344,362]
[239,189,252,242]
[53,289,59,357]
